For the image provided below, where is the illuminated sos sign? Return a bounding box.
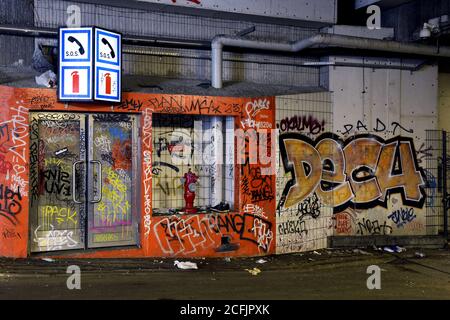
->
[58,27,121,103]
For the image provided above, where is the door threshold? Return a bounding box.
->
[30,245,141,258]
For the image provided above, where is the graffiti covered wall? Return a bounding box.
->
[0,87,29,257]
[327,64,438,238]
[0,69,438,258]
[0,85,276,258]
[147,96,276,257]
[275,93,334,254]
[275,65,438,255]
[278,132,428,238]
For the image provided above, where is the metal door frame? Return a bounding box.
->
[29,112,87,253]
[441,131,449,239]
[424,130,449,239]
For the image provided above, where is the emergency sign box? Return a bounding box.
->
[58,27,121,103]
[94,28,121,102]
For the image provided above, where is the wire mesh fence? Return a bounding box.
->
[152,113,234,214]
[275,92,334,253]
[0,0,322,87]
[425,130,449,237]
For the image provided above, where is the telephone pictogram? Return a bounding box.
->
[71,71,80,93]
[101,38,116,59]
[68,36,85,55]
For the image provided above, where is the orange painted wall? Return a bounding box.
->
[0,85,276,258]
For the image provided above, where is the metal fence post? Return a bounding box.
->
[443,131,449,238]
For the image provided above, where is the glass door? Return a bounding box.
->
[30,112,140,253]
[30,112,87,252]
[87,114,140,248]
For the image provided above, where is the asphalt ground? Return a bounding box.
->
[0,248,449,300]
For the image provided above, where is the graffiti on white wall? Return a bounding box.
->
[276,130,428,254]
[278,133,426,212]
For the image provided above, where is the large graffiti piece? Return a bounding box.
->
[278,133,426,212]
[153,205,273,256]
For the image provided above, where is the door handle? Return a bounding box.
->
[90,160,103,204]
[72,161,83,204]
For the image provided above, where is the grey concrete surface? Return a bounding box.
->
[0,248,449,300]
[329,236,447,249]
[0,66,324,97]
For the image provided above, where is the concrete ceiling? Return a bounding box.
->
[73,0,335,28]
[0,66,325,97]
[355,0,414,10]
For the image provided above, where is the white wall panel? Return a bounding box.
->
[136,0,337,24]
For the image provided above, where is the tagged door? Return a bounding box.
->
[88,114,139,248]
[29,113,86,252]
[29,112,140,253]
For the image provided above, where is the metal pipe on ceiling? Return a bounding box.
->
[0,25,57,37]
[211,33,450,88]
[0,25,442,88]
[0,25,209,48]
[26,42,426,71]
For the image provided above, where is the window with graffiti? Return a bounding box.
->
[152,114,235,215]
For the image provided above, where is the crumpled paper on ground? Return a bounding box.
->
[174,260,198,270]
[41,258,54,262]
[256,259,267,264]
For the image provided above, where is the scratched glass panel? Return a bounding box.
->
[152,114,198,212]
[30,113,85,252]
[88,114,137,248]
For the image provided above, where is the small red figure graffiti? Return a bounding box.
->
[334,212,353,234]
[182,168,199,214]
[0,154,12,176]
[112,139,132,171]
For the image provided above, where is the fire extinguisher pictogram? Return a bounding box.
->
[104,73,111,95]
[71,71,79,93]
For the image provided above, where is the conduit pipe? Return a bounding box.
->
[1,25,448,88]
[211,33,450,88]
[0,25,209,48]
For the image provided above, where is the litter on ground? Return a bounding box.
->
[256,259,267,264]
[174,260,198,270]
[415,252,426,258]
[245,268,261,276]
